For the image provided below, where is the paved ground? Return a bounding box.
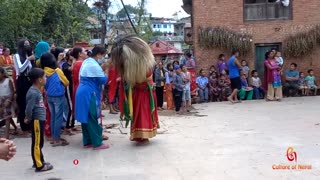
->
[0,97,320,180]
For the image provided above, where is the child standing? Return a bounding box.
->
[0,67,18,138]
[181,65,191,112]
[305,69,318,96]
[219,70,232,101]
[172,65,185,114]
[41,52,69,146]
[25,68,53,172]
[298,72,308,96]
[250,70,265,99]
[241,60,250,80]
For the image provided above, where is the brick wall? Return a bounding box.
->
[192,0,320,83]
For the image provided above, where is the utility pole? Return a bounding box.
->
[120,0,138,35]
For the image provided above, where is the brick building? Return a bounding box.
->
[184,0,320,83]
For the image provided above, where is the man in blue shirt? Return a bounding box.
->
[227,50,242,103]
[196,69,209,103]
[284,63,299,96]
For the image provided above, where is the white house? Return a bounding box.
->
[151,17,176,34]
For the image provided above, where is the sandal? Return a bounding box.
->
[35,163,53,172]
[32,162,51,169]
[52,140,69,147]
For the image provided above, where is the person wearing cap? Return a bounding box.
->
[172,65,185,114]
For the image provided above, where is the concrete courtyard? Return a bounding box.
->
[0,97,320,180]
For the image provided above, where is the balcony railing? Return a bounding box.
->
[244,2,292,21]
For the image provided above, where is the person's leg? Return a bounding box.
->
[228,89,237,103]
[81,123,91,146]
[16,77,31,132]
[267,84,275,100]
[173,89,180,112]
[47,98,56,141]
[293,84,300,96]
[176,91,183,112]
[49,97,64,143]
[283,82,290,97]
[204,87,209,102]
[61,97,69,129]
[238,89,245,100]
[65,92,72,129]
[253,87,259,99]
[275,87,283,100]
[247,90,253,100]
[87,96,104,148]
[314,86,318,95]
[159,86,164,108]
[198,89,204,102]
[259,87,265,99]
[155,87,162,108]
[182,90,186,111]
[31,119,45,169]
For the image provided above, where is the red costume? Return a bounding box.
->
[72,61,83,115]
[120,71,159,141]
[108,67,119,103]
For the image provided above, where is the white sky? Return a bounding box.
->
[90,0,189,18]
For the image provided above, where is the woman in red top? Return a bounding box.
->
[71,47,87,118]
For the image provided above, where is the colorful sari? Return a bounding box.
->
[122,72,159,141]
[188,68,197,95]
[264,59,282,100]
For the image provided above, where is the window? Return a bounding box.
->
[157,24,161,28]
[163,24,167,28]
[244,0,292,21]
[153,24,156,28]
[168,24,172,28]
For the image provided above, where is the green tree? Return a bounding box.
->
[0,0,92,50]
[116,5,138,18]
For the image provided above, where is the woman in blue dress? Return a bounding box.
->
[75,46,109,150]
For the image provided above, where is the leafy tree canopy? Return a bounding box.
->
[0,0,92,51]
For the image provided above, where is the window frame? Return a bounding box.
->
[243,0,293,22]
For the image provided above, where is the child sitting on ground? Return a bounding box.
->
[298,72,308,96]
[0,67,18,138]
[250,70,264,99]
[208,72,221,102]
[305,69,318,96]
[218,74,231,101]
[239,73,253,100]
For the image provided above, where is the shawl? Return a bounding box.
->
[80,58,105,78]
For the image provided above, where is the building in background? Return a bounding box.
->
[150,40,183,63]
[184,0,320,83]
[150,17,176,34]
[174,16,191,36]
